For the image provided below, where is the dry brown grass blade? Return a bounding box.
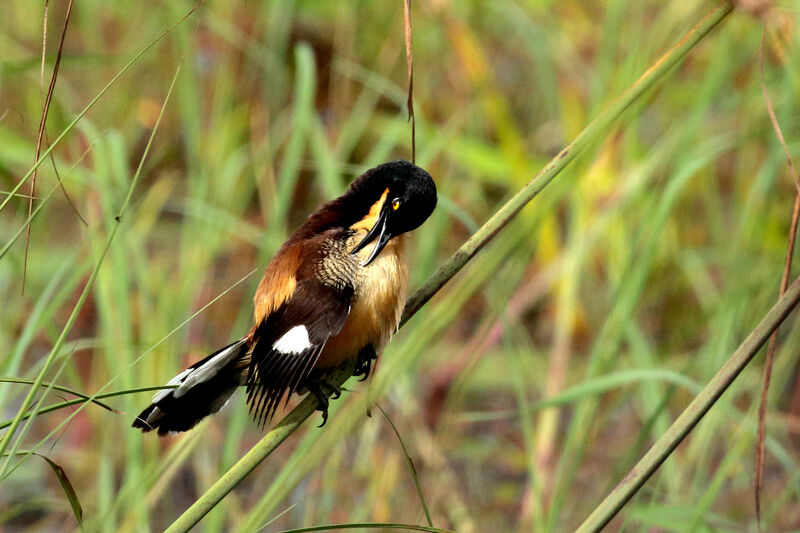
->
[364,0,416,414]
[23,0,76,294]
[40,3,87,228]
[40,1,48,98]
[403,0,415,163]
[753,22,800,532]
[43,132,87,226]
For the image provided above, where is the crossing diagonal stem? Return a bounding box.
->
[165,3,734,532]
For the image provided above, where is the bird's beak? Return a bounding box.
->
[351,207,393,266]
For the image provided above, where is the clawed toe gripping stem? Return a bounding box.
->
[352,346,378,382]
[305,375,342,427]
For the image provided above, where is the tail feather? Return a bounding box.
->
[132,339,249,436]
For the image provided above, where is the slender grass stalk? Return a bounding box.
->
[0,63,183,478]
[5,265,261,476]
[575,272,800,532]
[0,378,118,414]
[23,0,75,293]
[0,3,199,215]
[164,3,734,531]
[274,524,454,533]
[754,22,800,529]
[400,0,734,323]
[0,386,174,431]
[376,404,434,527]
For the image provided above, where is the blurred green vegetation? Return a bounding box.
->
[1,1,800,531]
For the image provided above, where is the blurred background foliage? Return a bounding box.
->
[1,0,800,531]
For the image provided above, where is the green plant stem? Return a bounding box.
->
[0,378,117,414]
[0,4,199,215]
[401,1,734,324]
[376,404,434,527]
[275,524,454,533]
[164,3,734,531]
[163,362,354,533]
[0,5,197,473]
[575,272,800,532]
[0,62,182,478]
[0,228,119,477]
[0,386,174,431]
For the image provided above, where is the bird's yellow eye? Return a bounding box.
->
[392,198,401,211]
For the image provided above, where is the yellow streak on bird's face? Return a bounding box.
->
[349,187,390,234]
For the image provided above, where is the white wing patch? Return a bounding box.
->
[272,325,312,355]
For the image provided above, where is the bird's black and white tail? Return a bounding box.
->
[132,339,249,436]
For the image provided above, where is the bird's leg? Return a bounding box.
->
[304,370,342,427]
[352,345,378,381]
[305,346,376,426]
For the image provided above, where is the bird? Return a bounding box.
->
[132,160,437,436]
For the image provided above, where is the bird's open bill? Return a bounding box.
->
[350,206,392,266]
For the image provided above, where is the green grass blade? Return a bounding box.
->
[0,386,174,431]
[2,452,84,527]
[575,273,800,532]
[401,1,733,322]
[0,62,182,478]
[37,454,84,527]
[454,368,701,423]
[0,378,118,413]
[162,3,733,531]
[375,404,434,527]
[0,4,199,215]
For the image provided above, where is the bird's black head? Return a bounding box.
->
[349,160,437,265]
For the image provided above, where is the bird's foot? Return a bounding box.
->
[352,345,378,381]
[305,373,342,427]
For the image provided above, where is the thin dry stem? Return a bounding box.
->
[753,23,800,531]
[403,0,415,163]
[24,0,76,294]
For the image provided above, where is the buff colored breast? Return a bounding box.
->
[316,232,408,368]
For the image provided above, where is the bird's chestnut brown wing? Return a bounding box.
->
[245,276,352,426]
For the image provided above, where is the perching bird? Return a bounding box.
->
[132,160,437,435]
